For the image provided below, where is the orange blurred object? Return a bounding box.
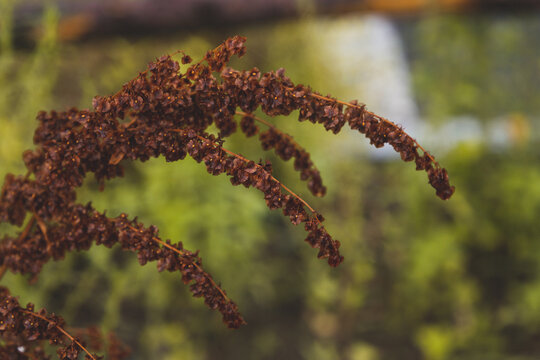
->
[57,13,95,42]
[363,0,469,13]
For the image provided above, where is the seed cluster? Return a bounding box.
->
[0,36,453,357]
[0,286,129,359]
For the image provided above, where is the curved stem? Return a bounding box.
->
[126,225,231,303]
[235,110,287,135]
[33,213,51,253]
[307,92,438,165]
[188,133,319,214]
[235,111,275,129]
[187,133,326,230]
[234,110,311,156]
[0,265,6,281]
[21,310,96,360]
[18,215,36,242]
[218,145,317,214]
[189,135,341,257]
[197,136,338,253]
[154,237,231,302]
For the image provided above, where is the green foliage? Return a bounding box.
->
[0,3,59,175]
[411,15,540,122]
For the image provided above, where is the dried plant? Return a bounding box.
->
[0,36,454,358]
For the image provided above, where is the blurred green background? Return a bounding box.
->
[1,1,540,359]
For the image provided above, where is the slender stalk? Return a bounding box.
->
[0,265,6,281]
[218,144,317,214]
[187,134,338,253]
[234,110,310,157]
[126,225,231,303]
[19,215,36,241]
[306,92,438,165]
[33,213,51,252]
[235,110,281,134]
[21,310,96,360]
[186,131,337,259]
[180,131,321,216]
[206,140,337,253]
[197,135,336,253]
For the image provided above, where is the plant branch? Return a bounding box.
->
[306,92,438,165]
[179,131,321,216]
[219,143,317,214]
[21,310,97,360]
[126,225,232,304]
[0,266,6,281]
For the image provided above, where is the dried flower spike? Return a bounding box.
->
[0,35,453,357]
